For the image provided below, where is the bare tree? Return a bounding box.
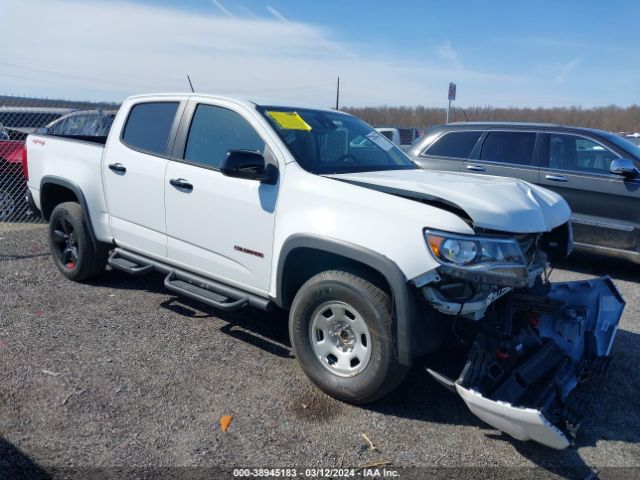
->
[344,105,640,133]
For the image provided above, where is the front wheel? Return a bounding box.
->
[48,202,108,281]
[289,270,408,404]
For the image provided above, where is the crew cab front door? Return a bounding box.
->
[539,132,640,250]
[164,100,279,294]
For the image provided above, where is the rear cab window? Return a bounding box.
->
[423,131,482,158]
[480,131,536,165]
[121,102,180,155]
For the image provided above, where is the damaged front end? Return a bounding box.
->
[417,223,626,449]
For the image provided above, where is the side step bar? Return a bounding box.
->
[108,248,273,312]
[108,251,154,275]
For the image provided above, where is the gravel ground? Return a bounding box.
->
[0,223,638,479]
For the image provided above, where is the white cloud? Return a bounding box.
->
[436,41,463,71]
[0,0,574,107]
[554,56,583,84]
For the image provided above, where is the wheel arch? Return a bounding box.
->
[275,234,422,365]
[40,176,98,244]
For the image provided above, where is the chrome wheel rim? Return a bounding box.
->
[309,301,372,377]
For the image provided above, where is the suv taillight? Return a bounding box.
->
[21,146,28,181]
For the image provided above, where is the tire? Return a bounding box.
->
[0,173,24,222]
[289,270,408,404]
[48,202,108,281]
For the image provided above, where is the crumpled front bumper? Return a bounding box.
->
[431,277,625,449]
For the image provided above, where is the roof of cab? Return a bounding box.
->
[124,93,340,114]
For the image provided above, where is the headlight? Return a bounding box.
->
[425,230,531,285]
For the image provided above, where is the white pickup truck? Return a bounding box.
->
[26,93,624,449]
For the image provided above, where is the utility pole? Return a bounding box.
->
[335,76,340,110]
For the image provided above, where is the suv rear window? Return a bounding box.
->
[424,131,482,158]
[122,102,179,155]
[480,131,536,165]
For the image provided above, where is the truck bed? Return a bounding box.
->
[26,133,112,242]
[45,134,108,145]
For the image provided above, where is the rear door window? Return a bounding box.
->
[424,131,482,158]
[122,102,179,155]
[480,131,536,165]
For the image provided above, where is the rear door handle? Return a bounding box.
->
[108,163,126,173]
[169,178,193,191]
[545,174,568,182]
[466,164,486,172]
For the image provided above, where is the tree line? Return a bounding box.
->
[343,105,640,133]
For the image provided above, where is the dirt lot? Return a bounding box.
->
[1,223,639,479]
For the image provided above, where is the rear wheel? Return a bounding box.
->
[48,202,108,281]
[289,270,408,404]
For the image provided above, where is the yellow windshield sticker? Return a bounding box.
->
[266,111,312,131]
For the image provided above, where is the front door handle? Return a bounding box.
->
[108,163,126,173]
[466,164,486,172]
[545,174,568,182]
[169,178,193,191]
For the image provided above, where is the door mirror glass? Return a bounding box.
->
[609,158,637,178]
[220,150,278,184]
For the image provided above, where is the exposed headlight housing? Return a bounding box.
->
[425,230,539,287]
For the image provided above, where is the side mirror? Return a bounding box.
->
[609,158,638,178]
[35,127,49,135]
[220,150,278,184]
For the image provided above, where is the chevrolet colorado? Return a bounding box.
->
[26,93,625,449]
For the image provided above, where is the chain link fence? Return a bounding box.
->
[0,95,119,225]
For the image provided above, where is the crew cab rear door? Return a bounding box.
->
[461,130,541,183]
[164,99,280,293]
[102,100,184,257]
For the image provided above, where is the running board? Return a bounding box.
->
[108,251,154,275]
[164,271,248,311]
[108,248,273,312]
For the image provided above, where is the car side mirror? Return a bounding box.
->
[220,150,278,184]
[609,158,638,178]
[35,127,49,135]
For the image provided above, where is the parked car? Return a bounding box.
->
[0,107,72,134]
[37,109,118,137]
[375,127,421,151]
[0,135,27,221]
[25,94,624,449]
[408,122,640,263]
[0,107,73,220]
[0,126,30,221]
[624,133,640,146]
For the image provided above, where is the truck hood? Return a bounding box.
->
[327,169,571,233]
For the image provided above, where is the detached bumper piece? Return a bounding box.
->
[449,277,623,449]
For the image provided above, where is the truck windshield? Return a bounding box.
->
[258,106,417,174]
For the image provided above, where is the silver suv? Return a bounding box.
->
[408,122,640,263]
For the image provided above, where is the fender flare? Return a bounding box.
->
[40,175,98,244]
[276,234,420,365]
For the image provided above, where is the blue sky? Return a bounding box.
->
[2,0,639,107]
